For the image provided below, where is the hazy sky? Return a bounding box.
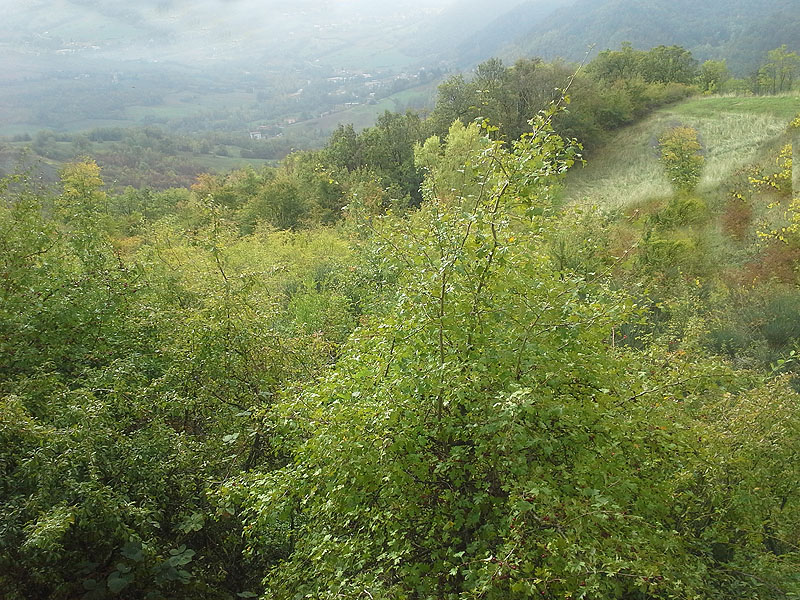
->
[0,0,457,22]
[0,0,460,49]
[0,0,533,70]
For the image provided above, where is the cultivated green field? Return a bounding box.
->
[566,94,799,210]
[284,79,439,135]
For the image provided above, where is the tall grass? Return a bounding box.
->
[566,96,794,210]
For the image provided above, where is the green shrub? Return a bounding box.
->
[659,126,705,193]
[654,194,708,228]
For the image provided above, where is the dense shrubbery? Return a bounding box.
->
[166,48,702,236]
[0,163,365,598]
[1,57,799,600]
[428,53,697,153]
[229,108,800,600]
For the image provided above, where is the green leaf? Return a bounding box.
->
[107,571,133,594]
[223,432,240,444]
[82,579,98,591]
[178,512,205,533]
[121,540,144,562]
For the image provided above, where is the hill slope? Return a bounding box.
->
[506,0,800,73]
[438,0,800,72]
[564,94,799,210]
[405,0,570,65]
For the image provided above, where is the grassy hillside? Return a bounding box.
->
[565,94,799,210]
[560,93,799,381]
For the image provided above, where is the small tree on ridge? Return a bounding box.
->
[659,125,705,193]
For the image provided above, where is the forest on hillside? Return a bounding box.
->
[2,35,800,600]
[495,0,800,74]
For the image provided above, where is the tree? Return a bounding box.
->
[639,45,698,85]
[246,176,306,231]
[59,159,107,218]
[357,111,428,205]
[429,74,479,136]
[413,120,490,204]
[321,112,428,206]
[324,124,363,172]
[473,58,512,131]
[589,42,641,82]
[659,126,705,193]
[698,59,730,93]
[759,45,800,94]
[589,44,698,86]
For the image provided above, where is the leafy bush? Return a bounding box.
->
[654,194,708,229]
[659,126,705,193]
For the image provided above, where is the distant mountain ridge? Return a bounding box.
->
[5,0,795,75]
[436,0,800,74]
